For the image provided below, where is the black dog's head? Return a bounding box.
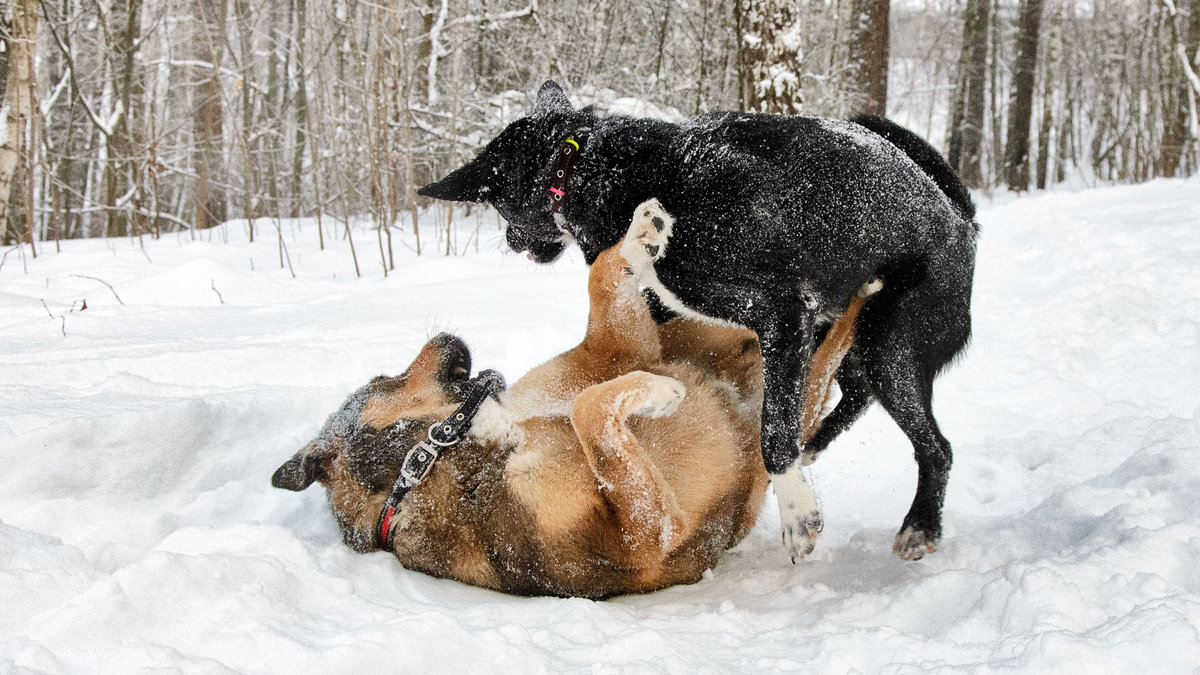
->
[418,81,592,263]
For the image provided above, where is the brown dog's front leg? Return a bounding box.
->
[570,371,690,568]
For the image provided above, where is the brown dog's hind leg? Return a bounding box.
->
[570,371,690,569]
[800,279,882,463]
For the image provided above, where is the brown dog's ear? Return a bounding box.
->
[271,443,325,491]
[417,158,495,203]
[532,80,573,116]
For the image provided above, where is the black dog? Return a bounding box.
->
[419,81,977,562]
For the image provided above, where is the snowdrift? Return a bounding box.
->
[2,179,1199,671]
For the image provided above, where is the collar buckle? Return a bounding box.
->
[399,438,440,486]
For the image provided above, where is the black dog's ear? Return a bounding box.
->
[533,80,573,116]
[417,158,495,203]
[271,443,325,491]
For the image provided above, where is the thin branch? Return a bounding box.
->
[0,246,20,272]
[38,0,114,139]
[69,274,125,305]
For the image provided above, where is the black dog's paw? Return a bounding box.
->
[780,511,824,563]
[893,526,938,561]
[799,446,823,466]
[621,199,674,272]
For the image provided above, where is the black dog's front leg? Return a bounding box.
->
[758,303,823,562]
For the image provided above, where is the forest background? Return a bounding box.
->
[1,0,1197,262]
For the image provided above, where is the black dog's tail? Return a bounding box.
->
[850,114,977,224]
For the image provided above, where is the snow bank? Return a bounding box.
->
[2,180,1199,671]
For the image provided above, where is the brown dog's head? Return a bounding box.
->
[272,333,477,552]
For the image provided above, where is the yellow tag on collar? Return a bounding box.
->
[565,138,580,150]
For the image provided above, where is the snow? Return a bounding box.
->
[3,179,1200,671]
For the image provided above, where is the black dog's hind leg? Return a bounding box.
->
[801,350,874,465]
[861,339,952,561]
[758,304,825,562]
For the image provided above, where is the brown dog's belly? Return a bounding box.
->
[487,365,765,598]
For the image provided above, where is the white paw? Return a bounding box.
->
[893,526,938,561]
[773,463,823,562]
[799,446,822,466]
[632,373,686,419]
[856,277,884,298]
[621,199,674,273]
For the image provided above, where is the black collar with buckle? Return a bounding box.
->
[374,369,506,551]
[548,127,591,217]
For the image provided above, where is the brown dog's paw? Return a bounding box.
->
[621,199,674,271]
[628,372,687,419]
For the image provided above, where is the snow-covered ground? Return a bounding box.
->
[2,179,1199,672]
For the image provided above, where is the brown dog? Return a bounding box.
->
[272,215,872,597]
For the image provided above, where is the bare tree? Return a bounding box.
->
[1162,0,1200,176]
[1003,0,1044,190]
[947,0,991,189]
[847,0,890,115]
[191,0,227,230]
[100,0,146,237]
[1035,0,1061,189]
[0,0,38,251]
[734,0,805,114]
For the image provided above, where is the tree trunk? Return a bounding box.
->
[947,0,991,189]
[1003,0,1044,191]
[260,0,289,216]
[102,0,145,237]
[847,0,890,115]
[290,0,309,219]
[1162,0,1200,176]
[192,0,228,230]
[734,0,805,114]
[1035,0,1060,189]
[233,0,258,234]
[0,0,38,249]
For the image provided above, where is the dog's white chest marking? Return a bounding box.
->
[469,399,525,446]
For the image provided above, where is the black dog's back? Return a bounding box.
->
[849,114,977,223]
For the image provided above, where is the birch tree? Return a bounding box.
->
[0,0,37,250]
